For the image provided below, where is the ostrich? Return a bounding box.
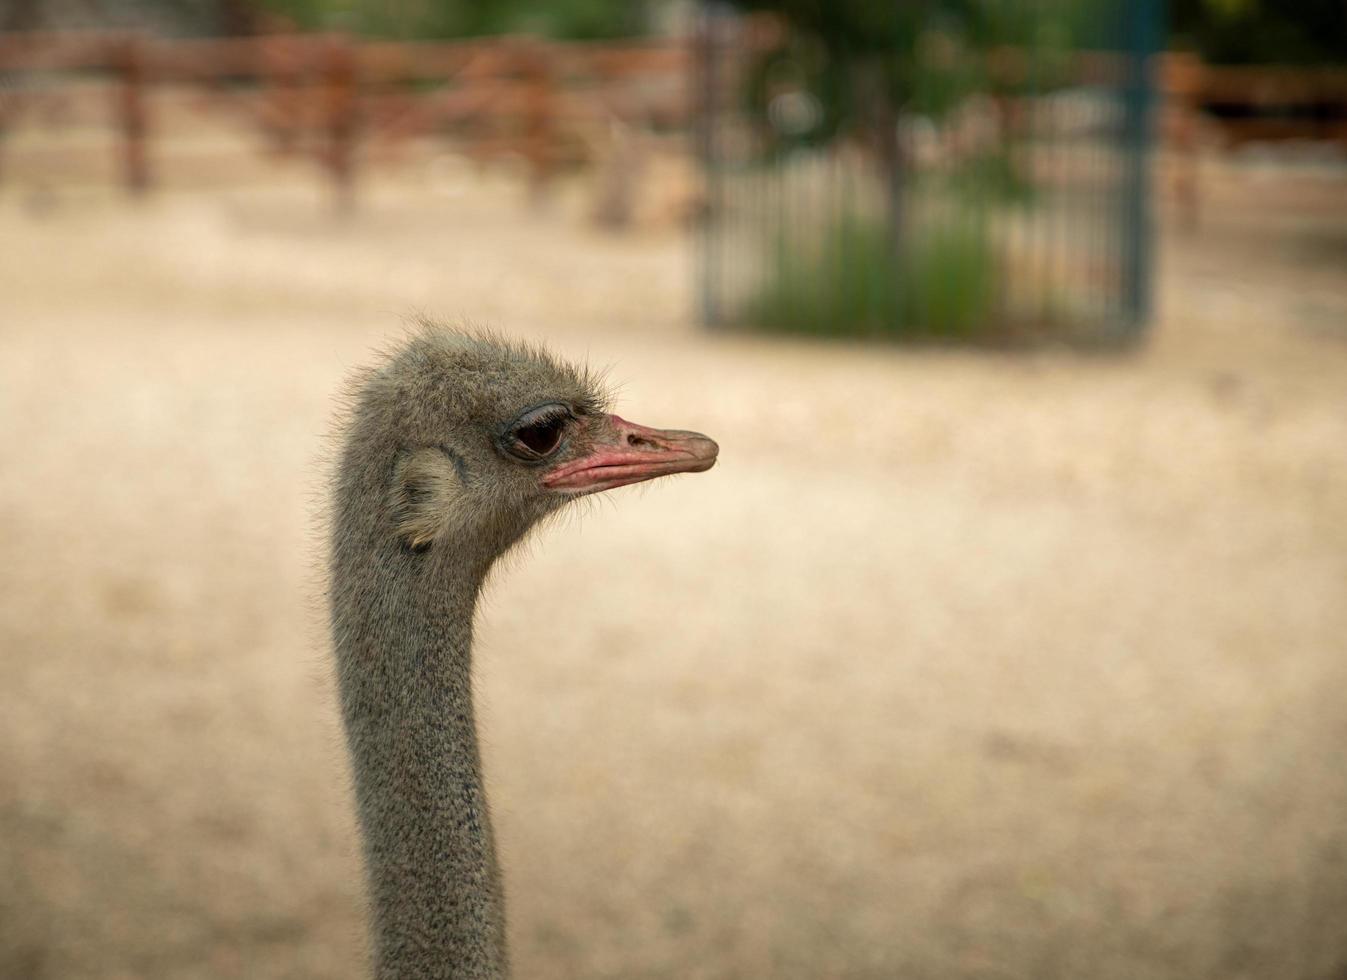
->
[328,326,718,979]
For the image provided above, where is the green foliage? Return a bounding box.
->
[749,210,899,336]
[733,0,1095,116]
[906,219,997,338]
[735,0,1100,170]
[747,208,997,341]
[942,151,1035,207]
[252,0,654,39]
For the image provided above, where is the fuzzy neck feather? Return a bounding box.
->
[331,459,509,979]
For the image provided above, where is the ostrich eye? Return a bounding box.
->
[505,404,571,460]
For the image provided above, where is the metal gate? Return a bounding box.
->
[696,0,1163,344]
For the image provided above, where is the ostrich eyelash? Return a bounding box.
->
[529,407,571,425]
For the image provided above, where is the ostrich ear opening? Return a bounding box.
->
[390,448,461,551]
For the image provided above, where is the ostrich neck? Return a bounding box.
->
[332,545,508,980]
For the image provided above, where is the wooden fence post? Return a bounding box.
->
[1162,52,1202,231]
[260,33,303,156]
[521,38,556,205]
[322,33,358,212]
[115,34,150,196]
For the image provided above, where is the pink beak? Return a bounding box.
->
[543,414,719,496]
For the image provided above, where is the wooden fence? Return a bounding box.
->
[1,29,1343,223]
[0,30,694,208]
[1162,51,1347,227]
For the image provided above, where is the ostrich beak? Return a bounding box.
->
[543,414,719,496]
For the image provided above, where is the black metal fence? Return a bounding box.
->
[696,0,1163,344]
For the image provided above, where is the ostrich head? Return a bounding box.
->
[340,327,719,566]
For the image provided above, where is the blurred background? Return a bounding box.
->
[1,1,1346,978]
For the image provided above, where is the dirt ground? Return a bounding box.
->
[1,126,1346,979]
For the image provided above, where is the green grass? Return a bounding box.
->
[748,208,997,341]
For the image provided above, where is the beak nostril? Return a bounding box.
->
[626,433,658,450]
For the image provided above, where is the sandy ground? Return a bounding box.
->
[2,129,1347,979]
